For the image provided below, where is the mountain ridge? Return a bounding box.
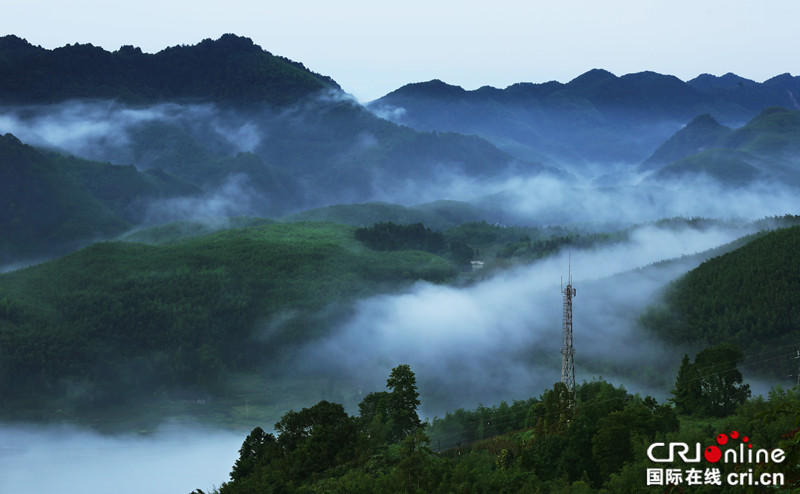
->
[369,69,800,164]
[0,34,340,106]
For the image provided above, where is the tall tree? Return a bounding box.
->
[671,353,703,415]
[386,364,422,441]
[693,343,751,416]
[671,345,750,417]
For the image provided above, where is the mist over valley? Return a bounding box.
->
[1,34,799,493]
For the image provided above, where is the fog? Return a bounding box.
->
[143,173,263,224]
[0,101,257,161]
[2,98,798,226]
[0,423,243,494]
[296,221,762,417]
[368,165,800,226]
[2,95,798,490]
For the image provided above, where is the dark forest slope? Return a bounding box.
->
[0,34,339,105]
[0,133,199,263]
[640,224,800,376]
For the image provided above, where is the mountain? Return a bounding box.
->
[642,114,733,170]
[369,70,800,165]
[642,107,800,185]
[648,148,765,185]
[722,105,800,156]
[687,72,758,91]
[0,35,555,251]
[0,133,197,264]
[0,34,339,106]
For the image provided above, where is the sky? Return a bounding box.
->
[4,0,800,101]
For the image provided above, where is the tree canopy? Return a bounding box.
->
[671,343,751,417]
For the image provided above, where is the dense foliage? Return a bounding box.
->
[208,354,800,494]
[671,344,751,417]
[283,201,485,231]
[640,225,800,377]
[355,222,446,253]
[0,223,457,416]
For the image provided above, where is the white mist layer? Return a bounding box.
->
[370,172,800,225]
[0,424,242,494]
[299,223,757,415]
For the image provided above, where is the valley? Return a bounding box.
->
[0,34,799,493]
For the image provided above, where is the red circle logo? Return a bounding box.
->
[704,445,722,463]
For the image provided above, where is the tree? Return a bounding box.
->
[693,343,750,416]
[274,400,358,479]
[396,428,434,491]
[230,426,277,481]
[386,364,422,442]
[357,390,392,446]
[671,353,703,415]
[671,344,750,417]
[529,381,573,435]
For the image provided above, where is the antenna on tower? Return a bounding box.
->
[561,254,576,403]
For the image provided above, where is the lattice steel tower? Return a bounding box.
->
[561,263,576,396]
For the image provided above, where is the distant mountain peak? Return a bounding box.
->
[567,68,618,86]
[386,79,467,99]
[688,72,756,90]
[687,113,724,127]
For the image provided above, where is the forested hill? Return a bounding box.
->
[643,107,800,185]
[0,222,458,420]
[0,34,339,105]
[0,132,199,263]
[640,224,800,376]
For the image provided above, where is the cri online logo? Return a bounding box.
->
[647,431,786,464]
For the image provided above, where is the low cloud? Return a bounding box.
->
[0,423,243,494]
[297,222,758,417]
[143,173,262,224]
[368,169,800,226]
[369,103,408,122]
[0,101,262,163]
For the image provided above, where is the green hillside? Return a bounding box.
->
[642,113,732,169]
[644,107,800,184]
[282,201,486,230]
[722,106,800,156]
[640,224,800,376]
[0,133,198,263]
[649,148,764,184]
[0,222,457,418]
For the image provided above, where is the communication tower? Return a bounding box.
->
[561,260,576,398]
